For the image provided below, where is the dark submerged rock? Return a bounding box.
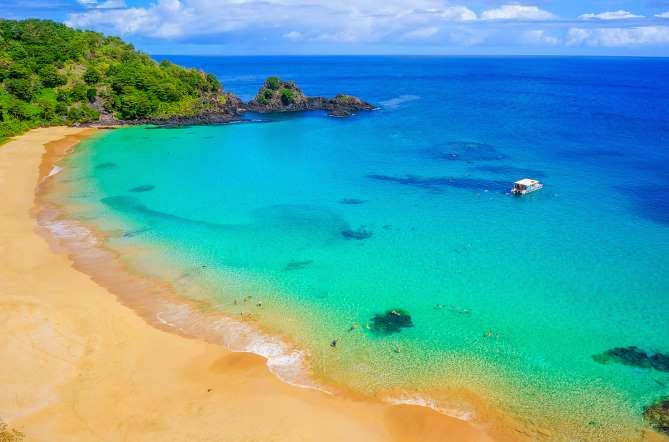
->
[342,226,373,240]
[643,398,669,436]
[129,184,155,192]
[424,141,507,162]
[95,162,117,169]
[338,198,366,205]
[592,346,669,372]
[122,227,151,238]
[369,309,414,335]
[283,259,313,271]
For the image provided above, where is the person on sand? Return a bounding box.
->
[393,344,401,354]
[330,339,338,349]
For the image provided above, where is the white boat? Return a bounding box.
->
[511,178,543,195]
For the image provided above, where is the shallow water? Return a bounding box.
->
[47,56,669,439]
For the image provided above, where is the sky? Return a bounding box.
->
[2,0,669,56]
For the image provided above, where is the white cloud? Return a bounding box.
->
[578,10,643,20]
[78,0,126,8]
[524,29,559,45]
[403,26,439,39]
[68,0,191,37]
[438,6,477,22]
[64,0,669,52]
[480,5,555,21]
[66,1,557,44]
[282,31,303,41]
[655,12,669,18]
[567,26,669,47]
[566,27,590,45]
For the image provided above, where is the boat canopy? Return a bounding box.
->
[514,179,538,187]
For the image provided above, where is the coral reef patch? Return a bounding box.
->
[342,226,373,240]
[592,346,669,372]
[369,309,414,335]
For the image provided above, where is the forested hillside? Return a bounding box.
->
[0,19,229,142]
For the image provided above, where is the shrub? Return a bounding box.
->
[117,89,155,119]
[265,76,280,90]
[280,88,295,105]
[8,64,30,79]
[70,83,88,101]
[38,65,66,87]
[83,66,100,85]
[5,78,33,101]
[86,87,96,103]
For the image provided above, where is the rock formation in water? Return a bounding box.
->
[592,346,669,372]
[643,398,669,436]
[245,77,374,117]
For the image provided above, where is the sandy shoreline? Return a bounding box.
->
[0,127,506,441]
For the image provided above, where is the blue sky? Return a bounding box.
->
[2,0,669,55]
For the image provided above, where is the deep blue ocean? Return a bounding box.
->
[50,56,669,440]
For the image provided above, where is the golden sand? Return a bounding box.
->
[0,127,509,441]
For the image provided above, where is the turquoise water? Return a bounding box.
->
[47,57,669,439]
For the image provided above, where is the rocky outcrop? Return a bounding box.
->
[245,77,374,117]
[83,77,373,128]
[643,398,669,436]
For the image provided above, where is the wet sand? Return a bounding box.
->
[0,127,506,441]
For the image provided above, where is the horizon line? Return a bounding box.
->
[151,53,669,59]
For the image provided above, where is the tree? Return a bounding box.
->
[0,18,227,139]
[5,78,33,101]
[39,65,66,87]
[83,66,100,85]
[266,76,281,90]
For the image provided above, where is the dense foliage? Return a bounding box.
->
[254,77,300,106]
[0,19,223,142]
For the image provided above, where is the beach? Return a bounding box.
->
[0,127,502,442]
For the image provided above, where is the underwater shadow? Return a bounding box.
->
[593,346,669,372]
[423,141,508,162]
[617,183,669,225]
[367,174,509,193]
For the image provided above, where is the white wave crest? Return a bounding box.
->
[379,95,421,109]
[384,393,474,421]
[47,165,63,178]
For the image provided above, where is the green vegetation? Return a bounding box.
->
[265,76,281,91]
[254,77,304,108]
[280,88,295,105]
[0,19,224,141]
